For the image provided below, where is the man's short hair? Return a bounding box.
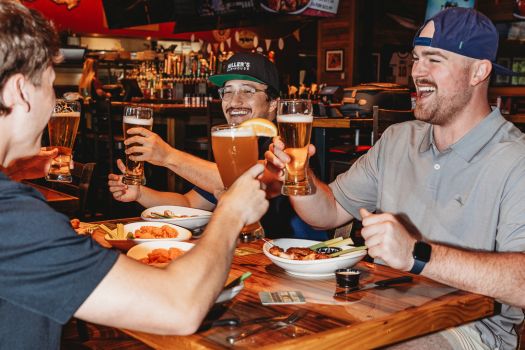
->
[0,1,61,116]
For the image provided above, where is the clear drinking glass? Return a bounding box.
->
[211,124,264,242]
[46,99,81,183]
[122,106,153,185]
[277,99,313,196]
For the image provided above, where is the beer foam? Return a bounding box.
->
[123,116,154,126]
[212,128,254,137]
[52,112,80,117]
[277,114,313,123]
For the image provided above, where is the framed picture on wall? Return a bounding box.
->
[495,57,511,85]
[326,49,344,72]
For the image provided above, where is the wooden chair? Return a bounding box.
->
[372,105,414,144]
[48,161,95,219]
[185,100,225,160]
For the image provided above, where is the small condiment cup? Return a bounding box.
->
[335,268,361,289]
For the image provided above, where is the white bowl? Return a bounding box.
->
[127,240,195,267]
[263,238,367,277]
[123,221,192,242]
[141,205,212,230]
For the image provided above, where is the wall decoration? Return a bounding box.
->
[212,29,231,42]
[52,0,80,10]
[235,29,257,49]
[325,49,344,72]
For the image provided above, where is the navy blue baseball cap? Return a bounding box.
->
[209,52,280,92]
[413,7,517,76]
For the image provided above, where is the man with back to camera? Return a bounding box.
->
[266,7,525,350]
[108,52,328,240]
[0,2,268,348]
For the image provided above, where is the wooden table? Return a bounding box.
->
[89,218,495,350]
[26,181,79,215]
[313,117,373,181]
[111,101,208,192]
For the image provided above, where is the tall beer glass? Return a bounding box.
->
[122,106,153,185]
[277,99,313,196]
[211,124,264,242]
[46,99,80,183]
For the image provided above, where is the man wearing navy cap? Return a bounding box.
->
[266,7,525,349]
[109,52,327,240]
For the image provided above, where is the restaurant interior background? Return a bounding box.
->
[22,0,525,220]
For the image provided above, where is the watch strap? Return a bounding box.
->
[409,258,426,275]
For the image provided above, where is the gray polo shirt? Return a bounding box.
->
[330,108,525,350]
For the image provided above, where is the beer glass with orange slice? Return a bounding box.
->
[211,118,277,242]
[277,99,313,195]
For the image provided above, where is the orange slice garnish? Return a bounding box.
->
[240,118,278,137]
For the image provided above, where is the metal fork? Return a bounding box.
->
[226,309,306,344]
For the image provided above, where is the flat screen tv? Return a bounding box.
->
[425,0,476,21]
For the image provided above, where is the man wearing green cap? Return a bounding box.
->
[266,7,525,350]
[109,52,327,240]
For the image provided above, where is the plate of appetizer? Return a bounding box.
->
[103,221,192,251]
[127,240,195,268]
[141,205,212,230]
[263,238,367,277]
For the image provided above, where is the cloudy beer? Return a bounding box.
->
[277,100,313,195]
[46,100,80,183]
[122,107,154,185]
[211,124,264,241]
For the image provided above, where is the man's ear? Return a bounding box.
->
[2,74,30,113]
[471,60,492,86]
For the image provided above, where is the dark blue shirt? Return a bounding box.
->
[0,173,119,349]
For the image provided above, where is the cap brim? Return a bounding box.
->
[208,74,266,87]
[493,62,522,77]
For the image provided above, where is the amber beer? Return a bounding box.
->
[122,108,154,185]
[211,124,264,241]
[46,100,80,183]
[277,99,313,195]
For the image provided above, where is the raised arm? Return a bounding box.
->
[123,128,224,193]
[76,164,269,334]
[108,159,215,211]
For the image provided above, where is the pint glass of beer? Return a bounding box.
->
[211,124,264,242]
[46,99,81,183]
[122,106,153,185]
[277,99,313,196]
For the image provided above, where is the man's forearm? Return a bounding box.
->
[137,186,191,208]
[423,244,525,308]
[164,149,223,193]
[290,174,349,230]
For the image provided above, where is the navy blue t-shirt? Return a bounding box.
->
[0,173,119,349]
[195,137,328,240]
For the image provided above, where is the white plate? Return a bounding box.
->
[127,240,195,267]
[128,241,243,304]
[263,238,367,277]
[123,221,192,242]
[141,205,212,230]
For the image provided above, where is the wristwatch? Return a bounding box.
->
[409,241,432,275]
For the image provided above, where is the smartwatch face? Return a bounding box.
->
[413,241,431,262]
